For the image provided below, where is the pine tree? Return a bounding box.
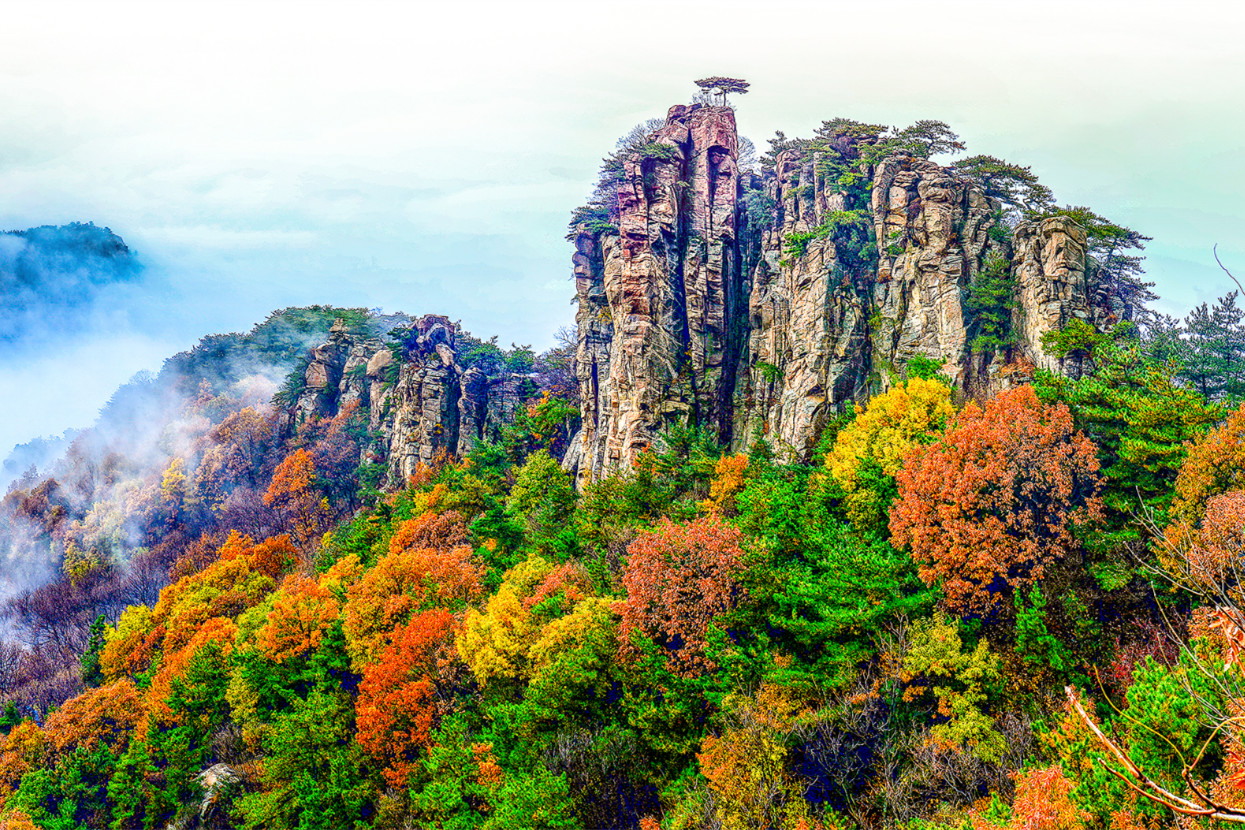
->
[1183,291,1245,400]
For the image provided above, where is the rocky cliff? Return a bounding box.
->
[568,104,1103,482]
[573,105,750,481]
[283,315,535,485]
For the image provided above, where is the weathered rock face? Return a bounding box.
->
[740,149,872,458]
[283,315,537,486]
[869,156,1000,389]
[1010,216,1093,375]
[568,104,746,485]
[290,319,384,425]
[569,105,1107,479]
[377,316,461,481]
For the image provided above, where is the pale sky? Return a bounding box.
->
[2,0,1243,459]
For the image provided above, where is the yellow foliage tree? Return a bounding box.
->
[457,555,554,686]
[159,457,188,510]
[697,683,815,830]
[700,454,750,515]
[826,377,955,532]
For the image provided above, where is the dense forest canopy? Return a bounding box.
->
[2,91,1245,830]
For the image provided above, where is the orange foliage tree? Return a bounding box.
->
[264,449,331,553]
[389,510,471,556]
[972,766,1086,830]
[342,519,483,668]
[100,532,290,677]
[216,530,298,582]
[1171,402,1245,523]
[890,385,1103,614]
[1154,490,1245,660]
[355,608,458,788]
[42,679,143,757]
[0,722,47,801]
[619,514,747,677]
[256,574,341,664]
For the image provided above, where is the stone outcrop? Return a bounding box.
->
[569,104,1107,480]
[283,315,537,486]
[741,148,872,458]
[290,318,384,424]
[868,156,1000,389]
[570,104,746,485]
[1010,216,1093,374]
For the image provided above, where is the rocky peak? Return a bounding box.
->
[568,104,1110,480]
[282,313,540,487]
[571,104,746,485]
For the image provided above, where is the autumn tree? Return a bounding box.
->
[525,596,619,726]
[700,453,750,515]
[264,448,330,554]
[256,574,341,664]
[42,678,143,758]
[356,608,458,788]
[618,514,747,677]
[457,555,567,687]
[890,385,1103,614]
[342,526,483,668]
[1171,401,1245,523]
[826,376,955,533]
[900,612,1005,762]
[697,684,815,830]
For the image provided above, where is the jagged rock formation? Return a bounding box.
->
[284,315,535,485]
[1010,216,1093,374]
[569,104,1104,481]
[572,105,748,482]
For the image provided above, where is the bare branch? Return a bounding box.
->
[1214,244,1245,296]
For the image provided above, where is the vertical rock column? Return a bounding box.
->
[741,149,871,459]
[869,157,998,390]
[569,104,743,484]
[683,107,741,438]
[1009,216,1092,376]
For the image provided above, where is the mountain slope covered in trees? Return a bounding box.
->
[2,89,1245,830]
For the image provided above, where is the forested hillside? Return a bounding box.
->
[3,90,1245,830]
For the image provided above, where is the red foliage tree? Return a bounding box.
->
[890,385,1103,614]
[618,514,747,677]
[355,608,457,789]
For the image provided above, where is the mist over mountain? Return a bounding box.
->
[0,222,141,348]
[0,78,1243,830]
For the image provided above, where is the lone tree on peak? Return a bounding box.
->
[694,76,750,107]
